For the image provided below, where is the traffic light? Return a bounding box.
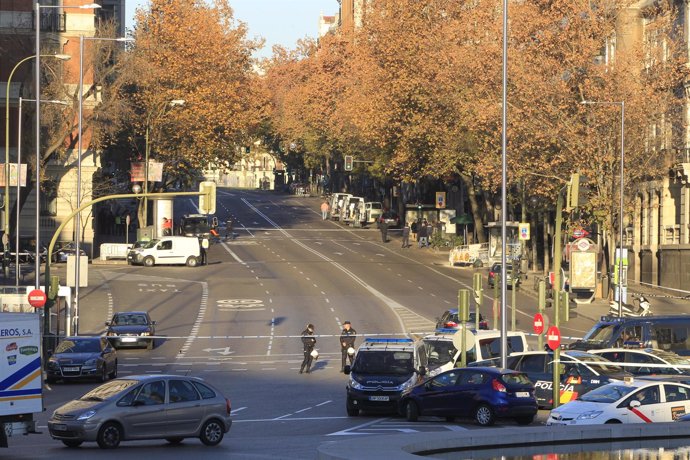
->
[199,181,216,214]
[344,155,353,171]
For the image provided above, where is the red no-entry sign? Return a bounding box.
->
[546,326,561,350]
[27,289,47,308]
[533,313,545,335]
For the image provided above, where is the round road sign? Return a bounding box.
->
[451,326,475,352]
[546,326,561,350]
[533,313,545,335]
[28,289,47,308]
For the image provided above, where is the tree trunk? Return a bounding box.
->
[459,172,486,243]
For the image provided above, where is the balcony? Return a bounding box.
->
[31,11,67,33]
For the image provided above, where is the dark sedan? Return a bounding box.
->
[436,309,489,330]
[52,242,87,263]
[399,367,537,426]
[46,337,118,384]
[378,211,401,228]
[106,312,156,349]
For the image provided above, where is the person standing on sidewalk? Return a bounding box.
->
[418,220,428,247]
[401,222,411,248]
[320,200,330,220]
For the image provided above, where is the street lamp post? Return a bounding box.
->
[74,35,131,335]
[142,99,185,227]
[4,54,70,255]
[16,97,68,286]
[581,100,625,317]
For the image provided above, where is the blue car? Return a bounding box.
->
[399,367,538,426]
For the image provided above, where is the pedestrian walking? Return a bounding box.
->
[300,324,317,374]
[418,220,428,247]
[320,200,330,220]
[339,321,357,371]
[401,222,411,248]
[225,218,234,240]
[379,218,389,243]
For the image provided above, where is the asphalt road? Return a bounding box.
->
[6,188,690,458]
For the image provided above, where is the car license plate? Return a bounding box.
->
[121,337,137,343]
[369,396,389,401]
[516,391,530,398]
[62,367,79,372]
[52,424,67,431]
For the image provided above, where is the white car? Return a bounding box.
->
[547,378,690,425]
[588,348,690,376]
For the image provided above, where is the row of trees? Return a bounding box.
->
[263,0,688,268]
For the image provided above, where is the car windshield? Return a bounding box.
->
[55,338,101,354]
[352,351,414,375]
[424,340,457,367]
[579,384,637,403]
[80,379,139,402]
[582,323,617,344]
[113,314,148,326]
[370,203,382,209]
[143,239,159,249]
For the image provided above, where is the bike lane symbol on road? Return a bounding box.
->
[217,299,265,311]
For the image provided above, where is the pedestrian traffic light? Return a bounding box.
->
[344,155,353,171]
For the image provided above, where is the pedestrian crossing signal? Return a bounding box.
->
[344,155,353,171]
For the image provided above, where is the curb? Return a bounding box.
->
[316,421,690,459]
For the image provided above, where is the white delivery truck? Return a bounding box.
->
[0,312,42,447]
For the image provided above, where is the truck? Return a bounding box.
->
[179,214,217,238]
[0,312,42,447]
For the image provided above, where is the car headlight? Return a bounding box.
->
[576,410,603,420]
[395,376,416,392]
[77,410,97,421]
[83,358,97,366]
[349,377,365,390]
[106,331,117,337]
[47,358,58,369]
[140,331,151,336]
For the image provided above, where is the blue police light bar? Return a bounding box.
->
[600,316,625,323]
[435,328,459,335]
[364,338,413,344]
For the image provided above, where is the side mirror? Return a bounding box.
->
[630,400,641,409]
[418,366,427,376]
[343,365,351,375]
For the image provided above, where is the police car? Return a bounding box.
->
[498,350,631,409]
[547,377,690,425]
[588,348,690,376]
[344,338,428,416]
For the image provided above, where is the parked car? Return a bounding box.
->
[399,367,538,426]
[547,378,690,425]
[588,348,690,376]
[47,374,232,449]
[106,312,156,349]
[52,242,87,263]
[487,263,520,289]
[492,350,631,409]
[45,337,118,384]
[435,309,489,330]
[378,211,401,228]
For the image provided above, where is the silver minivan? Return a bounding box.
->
[48,374,232,449]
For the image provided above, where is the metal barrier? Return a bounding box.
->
[99,243,131,260]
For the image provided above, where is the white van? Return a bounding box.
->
[329,193,352,220]
[341,196,365,224]
[127,236,201,267]
[364,202,383,224]
[423,329,529,377]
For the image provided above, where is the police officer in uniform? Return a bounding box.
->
[340,321,357,371]
[300,324,317,374]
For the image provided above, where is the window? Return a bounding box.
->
[652,326,690,352]
[629,386,660,406]
[192,382,217,399]
[431,371,459,388]
[134,381,166,405]
[158,240,172,250]
[40,179,57,216]
[169,380,200,403]
[517,355,545,373]
[664,385,690,403]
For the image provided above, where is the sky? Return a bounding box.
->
[126,0,339,58]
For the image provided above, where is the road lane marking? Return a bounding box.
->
[220,242,246,264]
[327,418,389,436]
[177,280,209,358]
[316,400,332,407]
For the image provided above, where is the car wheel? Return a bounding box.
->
[143,256,155,267]
[166,437,184,444]
[186,256,198,267]
[474,404,495,426]
[515,416,534,425]
[405,401,419,422]
[62,440,83,448]
[109,361,117,379]
[346,397,359,416]
[199,419,224,446]
[605,419,622,424]
[97,422,122,449]
[100,366,108,382]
